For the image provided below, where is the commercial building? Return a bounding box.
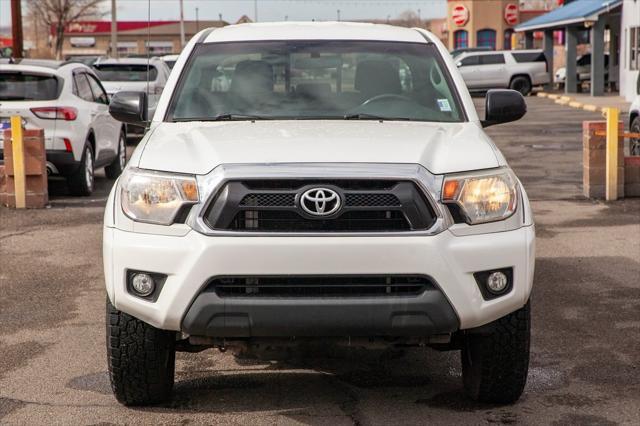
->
[445,0,561,51]
[515,0,627,98]
[57,20,227,58]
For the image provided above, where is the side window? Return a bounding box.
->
[86,74,109,105]
[459,55,479,66]
[481,54,505,65]
[74,73,93,102]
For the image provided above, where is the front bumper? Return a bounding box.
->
[104,224,535,335]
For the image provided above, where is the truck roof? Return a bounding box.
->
[203,22,429,44]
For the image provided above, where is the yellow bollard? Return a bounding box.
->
[10,116,26,208]
[603,107,619,201]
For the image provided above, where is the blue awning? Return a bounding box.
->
[515,0,622,32]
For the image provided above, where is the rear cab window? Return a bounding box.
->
[93,64,158,82]
[0,71,60,100]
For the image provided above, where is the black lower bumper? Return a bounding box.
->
[182,279,459,338]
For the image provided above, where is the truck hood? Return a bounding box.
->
[136,120,504,175]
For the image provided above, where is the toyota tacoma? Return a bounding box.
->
[103,22,535,406]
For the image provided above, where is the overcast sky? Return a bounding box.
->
[0,0,447,29]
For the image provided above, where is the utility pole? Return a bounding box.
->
[254,0,258,22]
[179,0,186,48]
[196,7,199,32]
[10,0,23,58]
[111,0,118,58]
[337,9,341,21]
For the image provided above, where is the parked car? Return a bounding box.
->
[554,53,610,90]
[0,59,126,195]
[104,22,534,406]
[93,57,170,136]
[455,49,549,95]
[450,46,493,58]
[64,55,104,66]
[630,73,640,156]
[161,54,180,70]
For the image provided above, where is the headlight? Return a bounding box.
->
[442,169,517,224]
[120,167,199,225]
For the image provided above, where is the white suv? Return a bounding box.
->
[455,50,550,95]
[0,59,126,195]
[104,23,535,406]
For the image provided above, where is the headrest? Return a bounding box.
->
[229,60,274,95]
[354,60,401,97]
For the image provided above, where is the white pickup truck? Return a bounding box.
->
[104,22,535,407]
[455,49,550,95]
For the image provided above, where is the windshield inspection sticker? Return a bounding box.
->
[437,99,452,112]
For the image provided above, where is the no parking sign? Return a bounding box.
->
[452,4,469,27]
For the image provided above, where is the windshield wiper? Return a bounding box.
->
[343,113,411,121]
[173,113,270,122]
[212,113,270,121]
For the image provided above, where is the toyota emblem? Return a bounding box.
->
[299,187,341,217]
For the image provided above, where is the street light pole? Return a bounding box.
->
[111,0,118,58]
[337,9,340,21]
[254,0,258,22]
[179,0,186,49]
[10,0,23,58]
[196,7,199,32]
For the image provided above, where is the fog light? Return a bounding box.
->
[131,273,155,296]
[486,271,508,294]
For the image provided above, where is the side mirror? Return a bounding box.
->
[482,89,526,128]
[456,61,462,67]
[109,91,148,126]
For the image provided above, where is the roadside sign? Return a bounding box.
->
[452,5,469,27]
[504,4,519,26]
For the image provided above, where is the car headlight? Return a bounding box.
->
[120,167,199,225]
[442,169,517,224]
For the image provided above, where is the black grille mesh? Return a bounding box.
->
[345,193,400,207]
[210,276,432,298]
[239,193,296,207]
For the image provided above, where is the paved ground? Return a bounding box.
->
[0,97,639,425]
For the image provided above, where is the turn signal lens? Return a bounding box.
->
[442,170,517,224]
[120,167,199,225]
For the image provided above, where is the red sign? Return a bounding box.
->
[504,3,519,26]
[452,5,469,27]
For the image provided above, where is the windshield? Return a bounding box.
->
[0,72,59,100]
[168,40,464,122]
[93,64,158,82]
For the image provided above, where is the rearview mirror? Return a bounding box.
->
[482,89,526,128]
[109,91,148,126]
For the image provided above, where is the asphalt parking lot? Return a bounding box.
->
[0,96,639,425]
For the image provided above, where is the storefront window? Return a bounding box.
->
[477,29,496,50]
[504,29,514,50]
[631,27,639,71]
[454,30,468,49]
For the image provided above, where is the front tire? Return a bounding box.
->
[105,131,127,179]
[509,76,532,96]
[106,298,176,406]
[67,143,94,196]
[461,301,530,404]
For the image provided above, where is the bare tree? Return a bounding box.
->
[27,0,104,59]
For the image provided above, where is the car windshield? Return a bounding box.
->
[168,40,464,122]
[0,72,59,100]
[93,64,158,82]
